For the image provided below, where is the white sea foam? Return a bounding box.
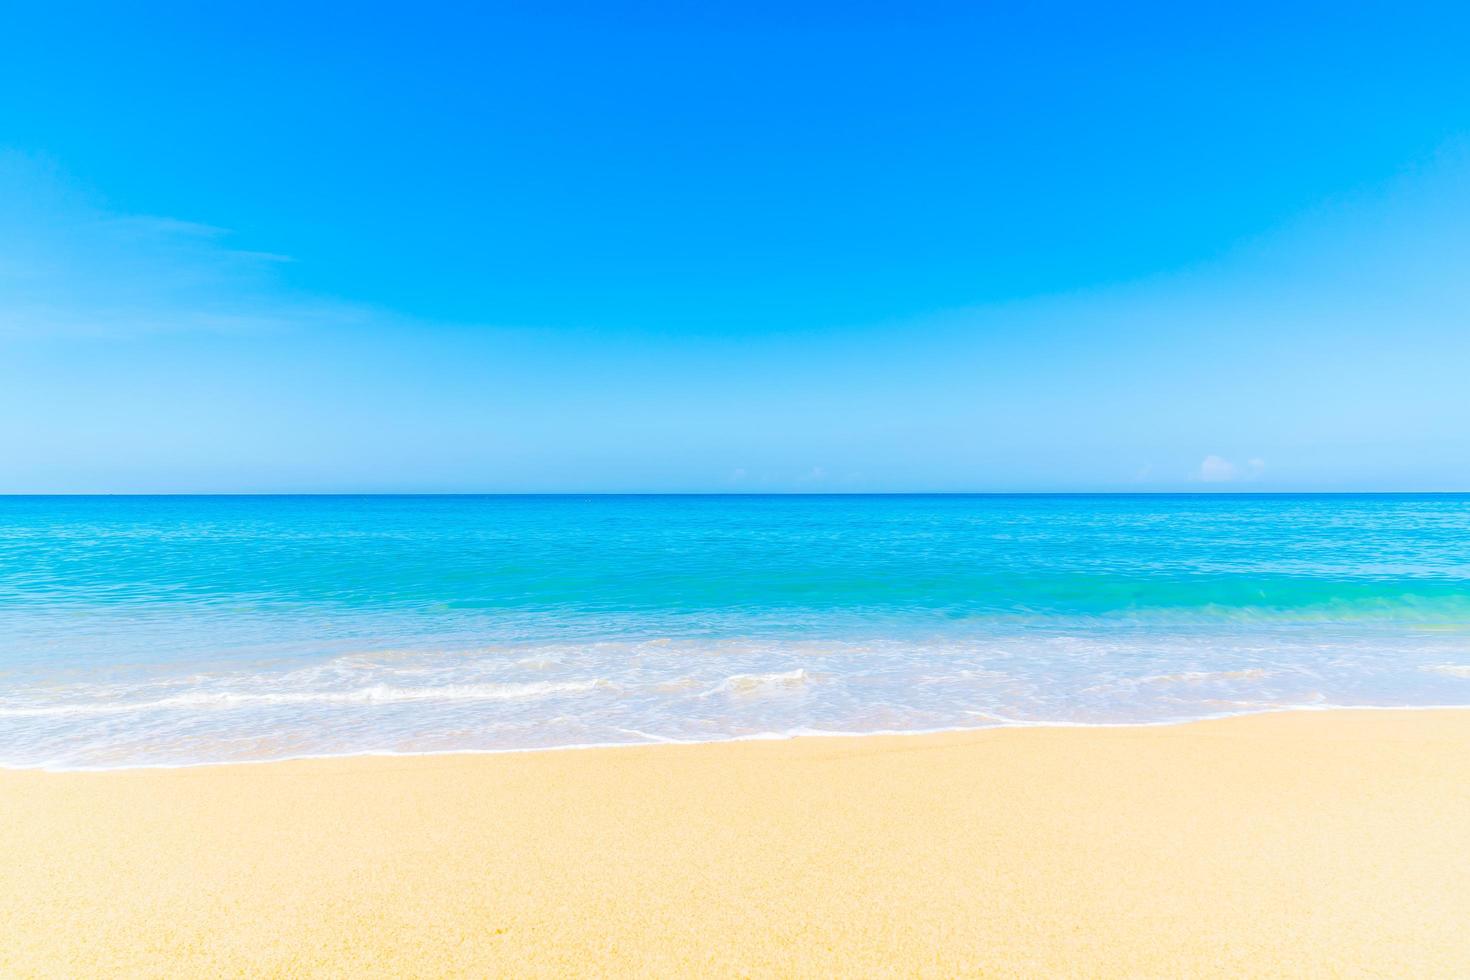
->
[1137,668,1273,685]
[5,630,1470,770]
[0,680,610,717]
[516,657,561,670]
[704,668,813,697]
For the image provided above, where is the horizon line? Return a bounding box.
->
[3,490,1468,498]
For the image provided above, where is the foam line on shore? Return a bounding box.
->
[8,701,1469,774]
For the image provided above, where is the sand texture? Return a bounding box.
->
[3,709,1469,977]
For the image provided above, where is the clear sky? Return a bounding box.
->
[3,2,1469,492]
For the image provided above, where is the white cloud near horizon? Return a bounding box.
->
[1196,455,1237,483]
[1195,455,1266,484]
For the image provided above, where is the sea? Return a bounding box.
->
[2,493,1468,769]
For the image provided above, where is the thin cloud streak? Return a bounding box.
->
[0,153,368,340]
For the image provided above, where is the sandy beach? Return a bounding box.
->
[3,709,1468,977]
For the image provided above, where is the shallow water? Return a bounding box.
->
[2,494,1468,768]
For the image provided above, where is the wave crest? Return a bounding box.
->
[0,679,611,718]
[705,668,813,697]
[1139,669,1272,685]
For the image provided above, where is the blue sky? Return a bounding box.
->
[2,2,1469,492]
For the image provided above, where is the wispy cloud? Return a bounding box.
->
[4,143,1470,492]
[0,152,368,340]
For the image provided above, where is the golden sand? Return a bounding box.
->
[2,709,1469,977]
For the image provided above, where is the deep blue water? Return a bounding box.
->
[2,494,1468,768]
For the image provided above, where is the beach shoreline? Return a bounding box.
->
[6,701,1469,774]
[4,708,1469,976]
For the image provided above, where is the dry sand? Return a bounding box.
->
[2,709,1469,977]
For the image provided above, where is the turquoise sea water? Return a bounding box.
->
[2,494,1469,769]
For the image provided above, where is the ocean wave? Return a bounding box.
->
[6,629,1470,769]
[653,677,703,692]
[1138,669,1273,685]
[515,657,561,670]
[704,668,813,697]
[0,679,612,718]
